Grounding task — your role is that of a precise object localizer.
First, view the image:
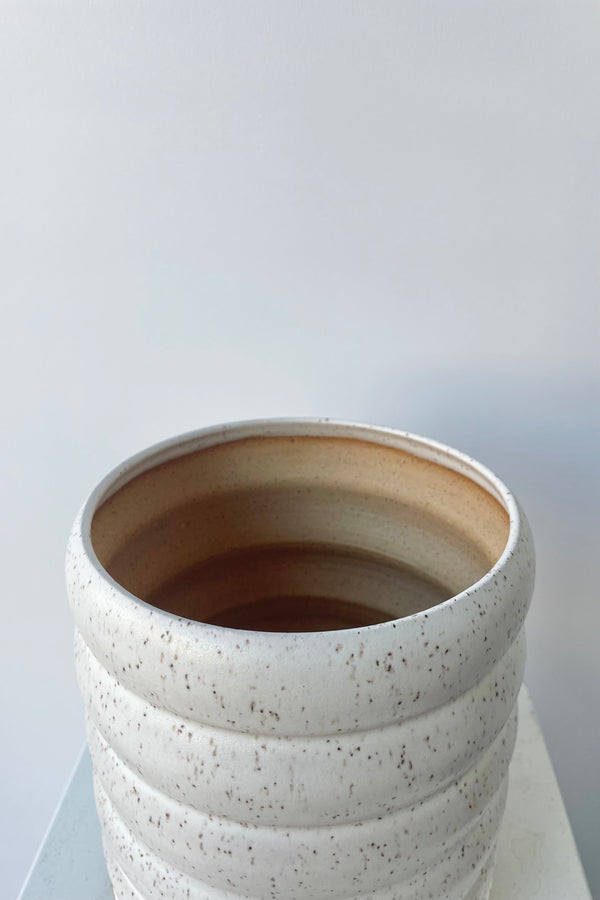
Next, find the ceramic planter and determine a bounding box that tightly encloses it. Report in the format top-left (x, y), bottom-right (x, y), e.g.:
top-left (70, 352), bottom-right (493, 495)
top-left (67, 420), bottom-right (534, 900)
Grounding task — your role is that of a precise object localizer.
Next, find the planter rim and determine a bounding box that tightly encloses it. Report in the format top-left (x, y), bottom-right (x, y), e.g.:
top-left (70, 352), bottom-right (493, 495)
top-left (72, 417), bottom-right (521, 636)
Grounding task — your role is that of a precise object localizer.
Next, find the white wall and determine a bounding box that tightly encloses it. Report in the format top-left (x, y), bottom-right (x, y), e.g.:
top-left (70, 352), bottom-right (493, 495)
top-left (2, 2), bottom-right (599, 897)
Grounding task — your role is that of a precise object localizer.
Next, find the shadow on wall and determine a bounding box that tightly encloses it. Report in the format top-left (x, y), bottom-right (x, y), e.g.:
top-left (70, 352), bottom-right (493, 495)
top-left (369, 365), bottom-right (599, 527)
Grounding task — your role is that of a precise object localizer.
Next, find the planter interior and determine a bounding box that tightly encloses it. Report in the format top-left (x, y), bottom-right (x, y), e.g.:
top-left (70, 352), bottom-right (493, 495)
top-left (91, 434), bottom-right (509, 632)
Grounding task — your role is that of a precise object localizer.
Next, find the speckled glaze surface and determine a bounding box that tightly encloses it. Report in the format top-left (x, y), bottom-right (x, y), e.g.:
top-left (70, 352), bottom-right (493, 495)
top-left (67, 420), bottom-right (534, 900)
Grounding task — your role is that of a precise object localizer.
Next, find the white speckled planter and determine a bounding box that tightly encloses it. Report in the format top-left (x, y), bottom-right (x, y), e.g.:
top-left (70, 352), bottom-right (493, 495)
top-left (67, 420), bottom-right (534, 900)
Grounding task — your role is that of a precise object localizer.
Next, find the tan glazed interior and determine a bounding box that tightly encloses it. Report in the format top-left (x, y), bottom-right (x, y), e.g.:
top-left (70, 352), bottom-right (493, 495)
top-left (91, 435), bottom-right (510, 632)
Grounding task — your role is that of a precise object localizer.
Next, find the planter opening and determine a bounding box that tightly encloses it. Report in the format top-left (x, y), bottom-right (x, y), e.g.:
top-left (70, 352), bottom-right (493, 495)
top-left (90, 434), bottom-right (509, 632)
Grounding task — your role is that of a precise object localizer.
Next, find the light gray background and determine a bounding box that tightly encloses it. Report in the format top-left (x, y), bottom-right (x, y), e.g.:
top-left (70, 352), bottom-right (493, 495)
top-left (2, 2), bottom-right (598, 897)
